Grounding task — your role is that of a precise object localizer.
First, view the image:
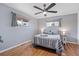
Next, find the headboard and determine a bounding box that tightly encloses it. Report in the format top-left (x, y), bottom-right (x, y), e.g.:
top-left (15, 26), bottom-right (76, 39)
top-left (43, 20), bottom-right (61, 35)
top-left (43, 26), bottom-right (59, 35)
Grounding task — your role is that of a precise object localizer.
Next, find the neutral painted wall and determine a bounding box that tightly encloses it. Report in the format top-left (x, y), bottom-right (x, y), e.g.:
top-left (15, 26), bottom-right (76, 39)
top-left (77, 12), bottom-right (79, 44)
top-left (0, 4), bottom-right (38, 51)
top-left (38, 13), bottom-right (77, 43)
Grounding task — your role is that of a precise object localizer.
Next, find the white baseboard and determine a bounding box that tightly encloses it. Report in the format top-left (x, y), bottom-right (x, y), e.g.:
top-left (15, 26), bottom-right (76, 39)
top-left (0, 40), bottom-right (32, 53)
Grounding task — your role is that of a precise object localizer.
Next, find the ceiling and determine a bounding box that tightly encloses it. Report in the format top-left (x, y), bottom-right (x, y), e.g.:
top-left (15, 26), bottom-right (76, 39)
top-left (4, 3), bottom-right (79, 19)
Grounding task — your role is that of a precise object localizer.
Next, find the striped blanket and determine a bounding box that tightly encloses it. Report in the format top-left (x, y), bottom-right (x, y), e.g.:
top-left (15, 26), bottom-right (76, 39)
top-left (33, 34), bottom-right (64, 53)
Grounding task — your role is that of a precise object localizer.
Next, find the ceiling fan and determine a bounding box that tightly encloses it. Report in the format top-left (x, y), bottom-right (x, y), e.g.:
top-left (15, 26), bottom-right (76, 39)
top-left (33, 3), bottom-right (57, 16)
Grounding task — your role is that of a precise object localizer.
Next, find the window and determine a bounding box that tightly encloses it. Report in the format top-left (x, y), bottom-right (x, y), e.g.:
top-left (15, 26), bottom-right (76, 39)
top-left (46, 21), bottom-right (60, 27)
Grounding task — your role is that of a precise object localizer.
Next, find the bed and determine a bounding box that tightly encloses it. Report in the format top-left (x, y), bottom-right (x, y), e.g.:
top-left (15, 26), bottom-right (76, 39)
top-left (33, 22), bottom-right (64, 53)
top-left (33, 34), bottom-right (64, 53)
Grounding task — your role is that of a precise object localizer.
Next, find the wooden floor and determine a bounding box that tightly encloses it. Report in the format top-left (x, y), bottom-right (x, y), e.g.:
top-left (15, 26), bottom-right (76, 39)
top-left (0, 42), bottom-right (79, 56)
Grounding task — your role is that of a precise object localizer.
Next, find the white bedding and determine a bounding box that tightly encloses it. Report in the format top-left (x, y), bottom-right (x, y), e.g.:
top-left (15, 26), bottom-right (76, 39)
top-left (34, 34), bottom-right (60, 39)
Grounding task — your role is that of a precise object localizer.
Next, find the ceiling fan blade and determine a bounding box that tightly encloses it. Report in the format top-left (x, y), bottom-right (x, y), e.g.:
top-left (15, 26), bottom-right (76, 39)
top-left (47, 11), bottom-right (57, 13)
top-left (34, 6), bottom-right (44, 11)
top-left (45, 3), bottom-right (56, 11)
top-left (35, 12), bottom-right (42, 15)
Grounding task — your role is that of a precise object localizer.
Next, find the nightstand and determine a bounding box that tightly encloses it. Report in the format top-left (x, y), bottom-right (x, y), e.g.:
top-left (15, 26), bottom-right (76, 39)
top-left (62, 35), bottom-right (67, 45)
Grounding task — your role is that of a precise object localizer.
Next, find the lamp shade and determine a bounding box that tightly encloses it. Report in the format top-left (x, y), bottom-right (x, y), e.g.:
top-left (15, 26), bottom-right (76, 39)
top-left (59, 28), bottom-right (68, 35)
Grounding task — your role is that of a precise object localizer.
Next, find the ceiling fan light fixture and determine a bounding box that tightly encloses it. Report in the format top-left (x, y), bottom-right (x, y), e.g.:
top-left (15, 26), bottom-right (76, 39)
top-left (43, 11), bottom-right (47, 15)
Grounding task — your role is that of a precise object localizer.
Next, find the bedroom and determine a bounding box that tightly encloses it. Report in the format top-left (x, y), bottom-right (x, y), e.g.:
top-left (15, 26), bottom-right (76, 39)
top-left (0, 3), bottom-right (79, 56)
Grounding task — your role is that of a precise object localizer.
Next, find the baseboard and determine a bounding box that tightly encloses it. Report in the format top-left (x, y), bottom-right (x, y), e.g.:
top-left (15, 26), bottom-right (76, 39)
top-left (0, 40), bottom-right (32, 53)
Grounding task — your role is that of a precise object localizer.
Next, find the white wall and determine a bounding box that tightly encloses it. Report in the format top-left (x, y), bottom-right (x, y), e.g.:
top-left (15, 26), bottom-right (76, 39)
top-left (0, 4), bottom-right (38, 51)
top-left (38, 13), bottom-right (77, 43)
top-left (77, 12), bottom-right (79, 44)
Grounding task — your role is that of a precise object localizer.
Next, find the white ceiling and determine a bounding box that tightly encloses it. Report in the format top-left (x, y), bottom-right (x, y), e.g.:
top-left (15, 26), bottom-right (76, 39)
top-left (4, 3), bottom-right (79, 19)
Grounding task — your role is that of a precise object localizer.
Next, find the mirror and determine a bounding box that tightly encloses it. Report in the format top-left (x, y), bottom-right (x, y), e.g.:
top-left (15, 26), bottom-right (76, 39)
top-left (11, 12), bottom-right (29, 26)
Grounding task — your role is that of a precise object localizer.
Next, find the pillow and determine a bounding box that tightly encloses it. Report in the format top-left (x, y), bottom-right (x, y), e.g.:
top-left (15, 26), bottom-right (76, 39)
top-left (43, 26), bottom-right (59, 35)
